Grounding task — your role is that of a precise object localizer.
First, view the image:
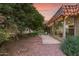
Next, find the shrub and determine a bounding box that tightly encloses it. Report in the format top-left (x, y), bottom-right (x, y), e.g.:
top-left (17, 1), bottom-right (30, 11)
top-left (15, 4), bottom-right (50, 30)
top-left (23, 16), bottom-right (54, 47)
top-left (27, 31), bottom-right (38, 37)
top-left (0, 29), bottom-right (11, 44)
top-left (61, 36), bottom-right (79, 56)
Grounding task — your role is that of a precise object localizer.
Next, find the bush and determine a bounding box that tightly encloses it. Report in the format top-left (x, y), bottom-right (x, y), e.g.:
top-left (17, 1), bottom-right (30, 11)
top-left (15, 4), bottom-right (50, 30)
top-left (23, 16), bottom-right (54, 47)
top-left (61, 36), bottom-right (79, 56)
top-left (0, 29), bottom-right (11, 44)
top-left (27, 31), bottom-right (38, 37)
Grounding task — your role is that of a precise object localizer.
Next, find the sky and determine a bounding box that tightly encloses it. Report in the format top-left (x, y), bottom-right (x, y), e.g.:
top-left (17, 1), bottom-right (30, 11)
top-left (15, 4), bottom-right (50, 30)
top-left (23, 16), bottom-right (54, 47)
top-left (33, 3), bottom-right (62, 22)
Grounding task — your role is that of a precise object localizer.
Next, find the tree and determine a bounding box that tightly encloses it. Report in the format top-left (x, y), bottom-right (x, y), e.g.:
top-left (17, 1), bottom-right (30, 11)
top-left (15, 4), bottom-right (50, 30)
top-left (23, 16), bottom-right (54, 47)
top-left (0, 3), bottom-right (44, 34)
top-left (0, 3), bottom-right (44, 44)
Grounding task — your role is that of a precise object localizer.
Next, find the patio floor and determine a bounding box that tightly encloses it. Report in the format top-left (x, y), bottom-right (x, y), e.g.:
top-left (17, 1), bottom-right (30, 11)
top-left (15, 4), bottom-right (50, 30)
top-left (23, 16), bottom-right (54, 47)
top-left (3, 35), bottom-right (65, 56)
top-left (41, 35), bottom-right (61, 44)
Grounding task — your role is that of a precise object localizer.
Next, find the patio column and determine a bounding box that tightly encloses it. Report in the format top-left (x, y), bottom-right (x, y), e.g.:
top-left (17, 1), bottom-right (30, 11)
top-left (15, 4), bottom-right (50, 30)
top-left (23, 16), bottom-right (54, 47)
top-left (73, 16), bottom-right (76, 37)
top-left (63, 18), bottom-right (66, 39)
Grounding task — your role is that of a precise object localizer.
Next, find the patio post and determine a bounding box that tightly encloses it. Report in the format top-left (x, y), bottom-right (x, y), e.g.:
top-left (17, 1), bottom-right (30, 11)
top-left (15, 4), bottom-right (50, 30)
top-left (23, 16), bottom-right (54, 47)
top-left (73, 16), bottom-right (76, 37)
top-left (63, 17), bottom-right (66, 39)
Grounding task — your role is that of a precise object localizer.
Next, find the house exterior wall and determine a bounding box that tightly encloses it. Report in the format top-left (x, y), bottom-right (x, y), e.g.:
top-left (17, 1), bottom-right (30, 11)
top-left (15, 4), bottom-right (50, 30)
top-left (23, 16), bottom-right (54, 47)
top-left (49, 16), bottom-right (79, 40)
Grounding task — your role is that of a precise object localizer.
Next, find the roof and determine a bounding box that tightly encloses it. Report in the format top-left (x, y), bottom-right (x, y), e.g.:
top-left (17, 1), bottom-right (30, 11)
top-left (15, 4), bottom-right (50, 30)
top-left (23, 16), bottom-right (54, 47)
top-left (62, 4), bottom-right (79, 16)
top-left (47, 4), bottom-right (79, 27)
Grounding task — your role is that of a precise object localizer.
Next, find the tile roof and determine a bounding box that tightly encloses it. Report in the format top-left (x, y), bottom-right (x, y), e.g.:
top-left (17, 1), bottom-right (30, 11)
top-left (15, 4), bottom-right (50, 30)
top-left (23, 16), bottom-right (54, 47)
top-left (62, 4), bottom-right (79, 16)
top-left (47, 4), bottom-right (79, 27)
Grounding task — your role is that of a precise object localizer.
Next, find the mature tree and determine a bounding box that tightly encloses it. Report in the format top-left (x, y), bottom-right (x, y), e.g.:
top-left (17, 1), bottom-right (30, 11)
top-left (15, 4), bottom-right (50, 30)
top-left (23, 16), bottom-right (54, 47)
top-left (0, 3), bottom-right (44, 34)
top-left (0, 3), bottom-right (44, 44)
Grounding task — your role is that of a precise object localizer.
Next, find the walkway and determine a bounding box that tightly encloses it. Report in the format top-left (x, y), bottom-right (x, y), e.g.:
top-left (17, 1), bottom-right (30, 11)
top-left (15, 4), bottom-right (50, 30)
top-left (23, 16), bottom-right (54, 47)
top-left (40, 35), bottom-right (60, 44)
top-left (3, 35), bottom-right (65, 56)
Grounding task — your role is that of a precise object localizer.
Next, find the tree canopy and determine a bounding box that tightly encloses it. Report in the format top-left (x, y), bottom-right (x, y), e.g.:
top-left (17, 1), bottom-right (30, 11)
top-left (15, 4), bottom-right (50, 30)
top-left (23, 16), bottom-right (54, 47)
top-left (0, 3), bottom-right (44, 33)
top-left (0, 3), bottom-right (44, 44)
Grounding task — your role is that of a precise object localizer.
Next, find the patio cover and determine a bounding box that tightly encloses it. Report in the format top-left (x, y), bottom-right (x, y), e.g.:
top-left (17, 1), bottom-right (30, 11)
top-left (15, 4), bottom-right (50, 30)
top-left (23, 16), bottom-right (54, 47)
top-left (47, 4), bottom-right (79, 27)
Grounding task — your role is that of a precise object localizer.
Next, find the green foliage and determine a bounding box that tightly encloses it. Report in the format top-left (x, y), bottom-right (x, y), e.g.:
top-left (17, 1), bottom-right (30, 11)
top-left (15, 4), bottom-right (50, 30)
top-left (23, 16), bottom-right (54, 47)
top-left (0, 3), bottom-right (44, 44)
top-left (0, 3), bottom-right (44, 33)
top-left (0, 28), bottom-right (11, 44)
top-left (27, 32), bottom-right (38, 37)
top-left (61, 36), bottom-right (79, 56)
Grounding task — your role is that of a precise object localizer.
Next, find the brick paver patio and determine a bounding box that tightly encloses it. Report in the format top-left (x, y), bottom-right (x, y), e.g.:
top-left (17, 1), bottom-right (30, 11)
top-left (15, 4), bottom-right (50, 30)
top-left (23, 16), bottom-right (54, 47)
top-left (4, 35), bottom-right (65, 56)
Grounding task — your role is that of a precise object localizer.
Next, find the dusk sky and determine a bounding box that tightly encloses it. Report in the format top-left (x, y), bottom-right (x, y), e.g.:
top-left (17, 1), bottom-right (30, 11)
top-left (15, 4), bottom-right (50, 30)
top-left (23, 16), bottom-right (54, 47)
top-left (33, 3), bottom-right (62, 22)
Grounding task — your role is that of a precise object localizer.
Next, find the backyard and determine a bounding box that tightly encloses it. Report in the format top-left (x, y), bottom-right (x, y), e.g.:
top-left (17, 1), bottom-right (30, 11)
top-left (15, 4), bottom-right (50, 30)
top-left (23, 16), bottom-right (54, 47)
top-left (0, 3), bottom-right (65, 56)
top-left (0, 35), bottom-right (64, 56)
top-left (0, 3), bottom-right (79, 56)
